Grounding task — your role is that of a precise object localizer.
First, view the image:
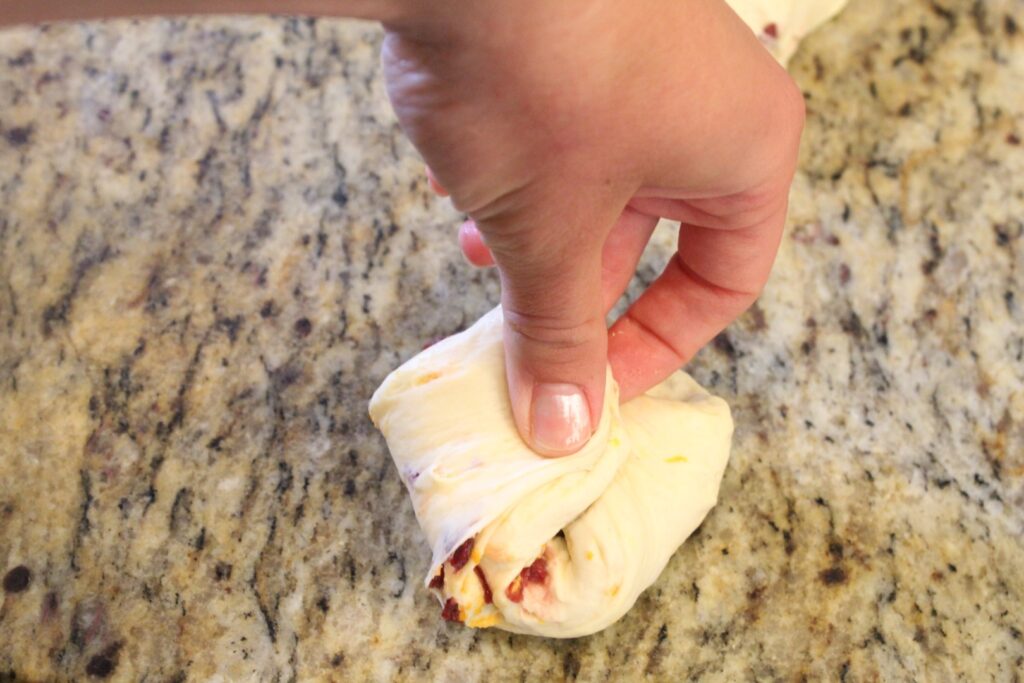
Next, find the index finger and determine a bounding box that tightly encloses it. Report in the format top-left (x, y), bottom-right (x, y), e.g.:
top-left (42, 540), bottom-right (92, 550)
top-left (608, 191), bottom-right (789, 401)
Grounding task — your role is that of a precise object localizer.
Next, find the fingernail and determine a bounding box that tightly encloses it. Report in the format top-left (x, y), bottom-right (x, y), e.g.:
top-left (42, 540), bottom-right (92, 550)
top-left (531, 383), bottom-right (592, 455)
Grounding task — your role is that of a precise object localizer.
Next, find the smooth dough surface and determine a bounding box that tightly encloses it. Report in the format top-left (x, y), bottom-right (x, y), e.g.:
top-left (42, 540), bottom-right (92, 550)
top-left (369, 308), bottom-right (733, 637)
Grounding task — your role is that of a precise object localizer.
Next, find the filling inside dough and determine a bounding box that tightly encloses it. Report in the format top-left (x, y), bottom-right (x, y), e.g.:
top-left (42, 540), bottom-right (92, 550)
top-left (369, 307), bottom-right (734, 638)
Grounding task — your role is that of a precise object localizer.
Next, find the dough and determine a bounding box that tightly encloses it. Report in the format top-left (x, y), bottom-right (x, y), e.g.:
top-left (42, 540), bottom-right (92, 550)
top-left (728, 0), bottom-right (851, 65)
top-left (369, 308), bottom-right (732, 637)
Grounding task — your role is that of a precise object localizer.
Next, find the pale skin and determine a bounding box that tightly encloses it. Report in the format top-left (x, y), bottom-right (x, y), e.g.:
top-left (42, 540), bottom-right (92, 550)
top-left (2, 0), bottom-right (805, 456)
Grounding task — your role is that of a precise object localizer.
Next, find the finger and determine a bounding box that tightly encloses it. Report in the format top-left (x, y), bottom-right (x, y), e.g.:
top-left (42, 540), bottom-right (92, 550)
top-left (479, 193), bottom-right (626, 457)
top-left (608, 193), bottom-right (788, 401)
top-left (459, 210), bottom-right (656, 311)
top-left (598, 208), bottom-right (659, 313)
top-left (426, 165), bottom-right (449, 197)
top-left (458, 220), bottom-right (495, 267)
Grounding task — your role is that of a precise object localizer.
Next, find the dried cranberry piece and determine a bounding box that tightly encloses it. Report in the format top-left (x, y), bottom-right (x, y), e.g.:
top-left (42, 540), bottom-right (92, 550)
top-left (505, 555), bottom-right (548, 603)
top-left (429, 566), bottom-right (444, 591)
top-left (474, 566), bottom-right (493, 604)
top-left (523, 557), bottom-right (548, 585)
top-left (763, 22), bottom-right (779, 38)
top-left (449, 537), bottom-right (474, 571)
top-left (441, 598), bottom-right (461, 622)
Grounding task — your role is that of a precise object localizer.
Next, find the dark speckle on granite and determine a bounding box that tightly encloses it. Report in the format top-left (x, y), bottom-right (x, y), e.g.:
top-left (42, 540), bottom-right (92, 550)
top-left (84, 642), bottom-right (121, 678)
top-left (819, 566), bottom-right (848, 586)
top-left (1, 2), bottom-right (1023, 681)
top-left (85, 656), bottom-right (113, 678)
top-left (2, 566), bottom-right (31, 593)
top-left (3, 125), bottom-right (31, 146)
top-left (293, 316), bottom-right (313, 337)
top-left (40, 591), bottom-right (60, 622)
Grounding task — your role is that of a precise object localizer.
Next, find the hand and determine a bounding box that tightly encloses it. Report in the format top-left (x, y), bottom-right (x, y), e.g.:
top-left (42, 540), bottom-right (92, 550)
top-left (382, 0), bottom-right (805, 456)
top-left (0, 0), bottom-right (802, 457)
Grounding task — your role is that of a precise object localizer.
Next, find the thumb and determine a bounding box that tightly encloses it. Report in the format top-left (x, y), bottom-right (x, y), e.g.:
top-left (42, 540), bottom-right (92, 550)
top-left (476, 196), bottom-right (622, 457)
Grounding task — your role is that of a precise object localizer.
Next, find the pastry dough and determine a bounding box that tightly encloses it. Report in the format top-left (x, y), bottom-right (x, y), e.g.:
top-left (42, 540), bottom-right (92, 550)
top-left (369, 308), bottom-right (732, 637)
top-left (729, 0), bottom-right (850, 65)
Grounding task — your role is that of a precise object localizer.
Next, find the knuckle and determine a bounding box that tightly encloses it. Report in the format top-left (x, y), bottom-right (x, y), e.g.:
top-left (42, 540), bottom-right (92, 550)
top-left (773, 73), bottom-right (807, 147)
top-left (780, 75), bottom-right (807, 126)
top-left (503, 309), bottom-right (604, 354)
top-left (686, 185), bottom-right (788, 232)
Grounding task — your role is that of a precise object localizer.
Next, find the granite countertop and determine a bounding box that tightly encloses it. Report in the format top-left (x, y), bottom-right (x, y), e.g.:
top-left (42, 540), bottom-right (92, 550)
top-left (1, 1), bottom-right (1022, 680)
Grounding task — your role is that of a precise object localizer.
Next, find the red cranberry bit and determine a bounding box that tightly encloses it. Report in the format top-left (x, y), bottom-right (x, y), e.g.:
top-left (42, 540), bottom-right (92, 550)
top-left (505, 576), bottom-right (524, 603)
top-left (763, 22), bottom-right (779, 38)
top-left (449, 537), bottom-right (474, 571)
top-left (474, 566), bottom-right (493, 604)
top-left (522, 557), bottom-right (548, 585)
top-left (505, 555), bottom-right (548, 603)
top-left (429, 566), bottom-right (444, 591)
top-left (441, 598), bottom-right (462, 622)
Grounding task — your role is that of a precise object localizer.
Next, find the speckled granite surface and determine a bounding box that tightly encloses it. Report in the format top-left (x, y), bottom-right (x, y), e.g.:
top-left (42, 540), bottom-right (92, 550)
top-left (0, 1), bottom-right (1022, 680)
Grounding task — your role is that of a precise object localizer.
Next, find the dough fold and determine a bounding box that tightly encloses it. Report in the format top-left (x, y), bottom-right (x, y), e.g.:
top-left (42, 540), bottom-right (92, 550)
top-left (369, 308), bottom-right (733, 637)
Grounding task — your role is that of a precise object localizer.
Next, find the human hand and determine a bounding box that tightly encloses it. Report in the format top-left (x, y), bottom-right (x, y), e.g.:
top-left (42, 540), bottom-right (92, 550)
top-left (382, 0), bottom-right (805, 455)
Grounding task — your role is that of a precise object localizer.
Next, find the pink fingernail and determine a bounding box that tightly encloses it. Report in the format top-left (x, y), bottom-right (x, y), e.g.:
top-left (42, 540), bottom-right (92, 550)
top-left (531, 383), bottom-right (591, 455)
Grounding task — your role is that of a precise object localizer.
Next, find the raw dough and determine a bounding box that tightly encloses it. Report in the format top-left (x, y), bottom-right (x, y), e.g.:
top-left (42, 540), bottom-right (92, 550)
top-left (729, 0), bottom-right (851, 65)
top-left (369, 308), bottom-right (732, 637)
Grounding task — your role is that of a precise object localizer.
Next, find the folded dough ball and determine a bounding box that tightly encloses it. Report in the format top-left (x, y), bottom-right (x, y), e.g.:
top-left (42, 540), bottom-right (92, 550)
top-left (369, 308), bottom-right (733, 638)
